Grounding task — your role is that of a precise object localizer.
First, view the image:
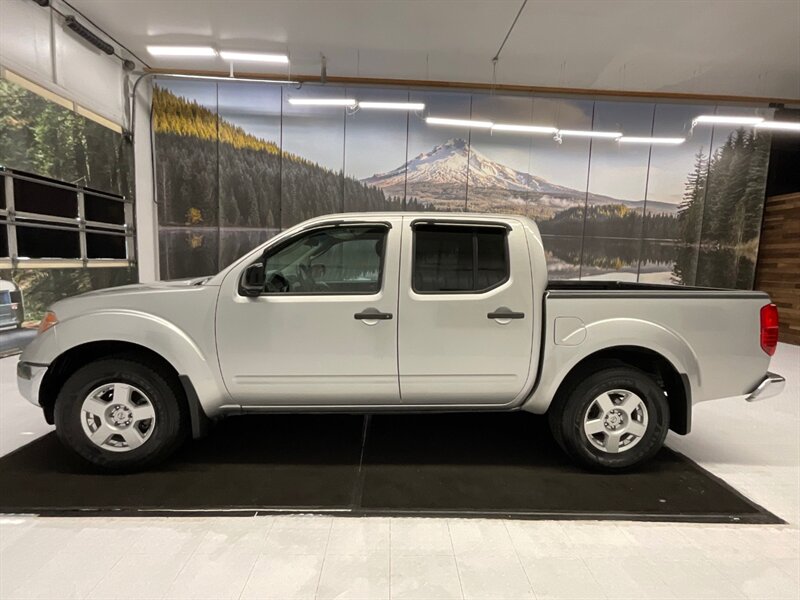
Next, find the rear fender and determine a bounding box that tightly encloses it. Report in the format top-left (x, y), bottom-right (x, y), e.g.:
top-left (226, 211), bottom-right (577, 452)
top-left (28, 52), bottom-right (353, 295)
top-left (524, 317), bottom-right (700, 413)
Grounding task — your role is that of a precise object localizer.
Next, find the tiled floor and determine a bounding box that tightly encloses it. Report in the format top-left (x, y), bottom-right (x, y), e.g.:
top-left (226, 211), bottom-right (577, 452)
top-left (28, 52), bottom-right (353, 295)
top-left (0, 344), bottom-right (798, 599)
top-left (0, 357), bottom-right (53, 457)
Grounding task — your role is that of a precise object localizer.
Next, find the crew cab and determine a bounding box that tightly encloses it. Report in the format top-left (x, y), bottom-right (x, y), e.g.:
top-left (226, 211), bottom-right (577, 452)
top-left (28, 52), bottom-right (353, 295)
top-left (17, 213), bottom-right (785, 471)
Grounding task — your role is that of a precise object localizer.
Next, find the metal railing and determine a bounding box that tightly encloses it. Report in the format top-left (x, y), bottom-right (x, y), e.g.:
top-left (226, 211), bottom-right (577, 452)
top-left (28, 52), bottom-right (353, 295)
top-left (0, 167), bottom-right (135, 269)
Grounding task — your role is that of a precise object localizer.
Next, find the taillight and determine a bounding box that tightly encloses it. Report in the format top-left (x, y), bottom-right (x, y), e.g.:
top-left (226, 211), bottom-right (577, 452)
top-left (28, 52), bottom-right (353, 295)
top-left (760, 303), bottom-right (779, 356)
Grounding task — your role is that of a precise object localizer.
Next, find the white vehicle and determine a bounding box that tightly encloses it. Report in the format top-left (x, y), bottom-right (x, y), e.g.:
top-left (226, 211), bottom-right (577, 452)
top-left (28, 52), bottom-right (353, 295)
top-left (0, 279), bottom-right (24, 330)
top-left (17, 213), bottom-right (785, 472)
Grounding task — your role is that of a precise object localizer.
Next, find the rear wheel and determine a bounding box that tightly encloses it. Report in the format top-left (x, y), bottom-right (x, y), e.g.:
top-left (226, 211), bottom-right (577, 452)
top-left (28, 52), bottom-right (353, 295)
top-left (548, 366), bottom-right (669, 471)
top-left (54, 358), bottom-right (187, 472)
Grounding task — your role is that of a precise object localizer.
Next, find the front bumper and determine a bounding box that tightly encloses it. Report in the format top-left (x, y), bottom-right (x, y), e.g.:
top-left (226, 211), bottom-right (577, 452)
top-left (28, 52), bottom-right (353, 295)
top-left (746, 371), bottom-right (786, 402)
top-left (16, 361), bottom-right (48, 406)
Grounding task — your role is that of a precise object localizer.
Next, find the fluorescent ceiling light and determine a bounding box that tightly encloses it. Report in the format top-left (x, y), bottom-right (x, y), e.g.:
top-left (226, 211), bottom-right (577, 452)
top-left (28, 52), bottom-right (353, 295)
top-left (755, 120), bottom-right (800, 132)
top-left (693, 115), bottom-right (764, 126)
top-left (558, 130), bottom-right (622, 139)
top-left (219, 51), bottom-right (289, 63)
top-left (618, 136), bottom-right (686, 145)
top-left (426, 117), bottom-right (493, 128)
top-left (358, 101), bottom-right (425, 110)
top-left (159, 74), bottom-right (299, 85)
top-left (288, 98), bottom-right (357, 107)
top-left (492, 123), bottom-right (558, 134)
top-left (147, 45), bottom-right (217, 57)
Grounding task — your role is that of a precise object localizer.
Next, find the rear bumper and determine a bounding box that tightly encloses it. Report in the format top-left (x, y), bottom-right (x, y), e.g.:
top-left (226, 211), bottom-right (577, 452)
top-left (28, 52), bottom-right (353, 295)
top-left (17, 361), bottom-right (48, 407)
top-left (746, 372), bottom-right (786, 402)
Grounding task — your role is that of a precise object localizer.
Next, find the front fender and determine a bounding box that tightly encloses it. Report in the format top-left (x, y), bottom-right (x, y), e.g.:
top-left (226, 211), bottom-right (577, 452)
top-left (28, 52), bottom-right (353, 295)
top-left (28, 310), bottom-right (230, 417)
top-left (523, 317), bottom-right (700, 413)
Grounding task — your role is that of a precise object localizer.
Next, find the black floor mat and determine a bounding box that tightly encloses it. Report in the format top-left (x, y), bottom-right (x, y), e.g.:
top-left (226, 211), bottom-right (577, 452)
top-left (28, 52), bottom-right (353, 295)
top-left (0, 413), bottom-right (781, 523)
top-left (0, 415), bottom-right (365, 512)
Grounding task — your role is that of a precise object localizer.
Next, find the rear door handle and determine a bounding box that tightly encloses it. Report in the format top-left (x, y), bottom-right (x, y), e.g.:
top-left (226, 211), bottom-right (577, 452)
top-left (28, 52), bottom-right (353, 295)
top-left (487, 308), bottom-right (525, 320)
top-left (354, 309), bottom-right (393, 321)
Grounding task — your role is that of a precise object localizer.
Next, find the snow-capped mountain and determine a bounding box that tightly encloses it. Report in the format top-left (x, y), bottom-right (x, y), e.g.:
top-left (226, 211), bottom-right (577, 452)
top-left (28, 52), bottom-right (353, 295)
top-left (363, 138), bottom-right (572, 192)
top-left (361, 138), bottom-right (677, 215)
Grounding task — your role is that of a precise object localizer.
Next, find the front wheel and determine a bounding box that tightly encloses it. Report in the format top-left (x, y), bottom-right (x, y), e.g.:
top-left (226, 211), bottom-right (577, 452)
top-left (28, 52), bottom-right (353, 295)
top-left (548, 366), bottom-right (670, 471)
top-left (54, 358), bottom-right (188, 472)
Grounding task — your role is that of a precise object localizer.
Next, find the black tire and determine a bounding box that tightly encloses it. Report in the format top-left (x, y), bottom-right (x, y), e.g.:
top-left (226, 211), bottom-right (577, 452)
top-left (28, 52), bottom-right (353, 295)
top-left (548, 365), bottom-right (669, 471)
top-left (54, 357), bottom-right (188, 472)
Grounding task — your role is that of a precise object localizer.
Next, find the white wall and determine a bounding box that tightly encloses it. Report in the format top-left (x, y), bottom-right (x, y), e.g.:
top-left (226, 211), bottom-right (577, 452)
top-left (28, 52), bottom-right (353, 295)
top-left (0, 0), bottom-right (158, 281)
top-left (131, 80), bottom-right (158, 282)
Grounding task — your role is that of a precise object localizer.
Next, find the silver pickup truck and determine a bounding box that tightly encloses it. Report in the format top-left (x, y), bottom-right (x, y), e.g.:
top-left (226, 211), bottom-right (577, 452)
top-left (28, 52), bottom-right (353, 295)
top-left (17, 213), bottom-right (785, 472)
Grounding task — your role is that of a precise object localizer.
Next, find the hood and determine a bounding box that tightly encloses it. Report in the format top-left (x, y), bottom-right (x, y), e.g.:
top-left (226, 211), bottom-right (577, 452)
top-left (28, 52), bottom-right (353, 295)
top-left (75, 277), bottom-right (212, 299)
top-left (47, 277), bottom-right (216, 319)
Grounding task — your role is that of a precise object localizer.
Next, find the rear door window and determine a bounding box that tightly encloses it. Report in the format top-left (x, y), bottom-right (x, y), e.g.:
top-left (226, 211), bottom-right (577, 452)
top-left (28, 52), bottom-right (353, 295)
top-left (413, 224), bottom-right (509, 293)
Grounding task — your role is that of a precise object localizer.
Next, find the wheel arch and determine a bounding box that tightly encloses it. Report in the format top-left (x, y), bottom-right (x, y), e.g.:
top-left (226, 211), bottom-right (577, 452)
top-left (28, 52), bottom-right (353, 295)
top-left (40, 340), bottom-right (211, 438)
top-left (547, 345), bottom-right (692, 435)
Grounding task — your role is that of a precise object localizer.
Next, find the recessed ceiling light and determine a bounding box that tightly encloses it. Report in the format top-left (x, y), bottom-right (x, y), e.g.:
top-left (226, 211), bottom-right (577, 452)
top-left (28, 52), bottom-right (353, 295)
top-left (358, 101), bottom-right (425, 111)
top-left (618, 136), bottom-right (686, 145)
top-left (693, 115), bottom-right (764, 126)
top-left (219, 51), bottom-right (289, 64)
top-left (426, 117), bottom-right (493, 128)
top-left (288, 98), bottom-right (357, 107)
top-left (558, 130), bottom-right (622, 139)
top-left (147, 45), bottom-right (217, 57)
top-left (492, 123), bottom-right (558, 134)
top-left (754, 120), bottom-right (800, 132)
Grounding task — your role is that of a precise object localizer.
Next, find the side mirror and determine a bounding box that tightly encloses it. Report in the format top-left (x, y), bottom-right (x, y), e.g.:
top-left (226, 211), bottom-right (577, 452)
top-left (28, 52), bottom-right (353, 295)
top-left (239, 263), bottom-right (266, 297)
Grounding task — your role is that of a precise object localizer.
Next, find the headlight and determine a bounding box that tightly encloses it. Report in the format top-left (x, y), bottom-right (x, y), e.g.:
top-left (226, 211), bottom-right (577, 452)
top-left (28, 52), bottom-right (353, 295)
top-left (38, 311), bottom-right (58, 335)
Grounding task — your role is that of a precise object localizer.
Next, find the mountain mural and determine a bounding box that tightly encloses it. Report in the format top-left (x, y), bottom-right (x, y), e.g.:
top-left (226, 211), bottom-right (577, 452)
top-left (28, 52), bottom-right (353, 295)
top-left (149, 82), bottom-right (769, 290)
top-left (362, 138), bottom-right (678, 217)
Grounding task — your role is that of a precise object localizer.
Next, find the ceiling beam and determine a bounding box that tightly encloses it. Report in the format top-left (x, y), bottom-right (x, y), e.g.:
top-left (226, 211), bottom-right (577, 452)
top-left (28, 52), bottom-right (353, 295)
top-left (144, 68), bottom-right (800, 107)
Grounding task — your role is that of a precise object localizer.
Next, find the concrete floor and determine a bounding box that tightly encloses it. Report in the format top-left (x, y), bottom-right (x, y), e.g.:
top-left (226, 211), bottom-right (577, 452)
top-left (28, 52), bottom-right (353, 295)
top-left (0, 343), bottom-right (798, 599)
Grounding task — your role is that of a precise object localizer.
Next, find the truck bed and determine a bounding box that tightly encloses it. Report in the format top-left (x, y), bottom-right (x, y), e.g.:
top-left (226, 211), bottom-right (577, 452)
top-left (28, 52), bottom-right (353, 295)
top-left (546, 280), bottom-right (767, 298)
top-left (535, 280), bottom-right (771, 410)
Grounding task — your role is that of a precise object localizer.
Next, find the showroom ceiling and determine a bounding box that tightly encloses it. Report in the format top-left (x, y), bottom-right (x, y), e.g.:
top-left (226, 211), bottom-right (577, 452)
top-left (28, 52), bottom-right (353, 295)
top-left (67, 0), bottom-right (800, 99)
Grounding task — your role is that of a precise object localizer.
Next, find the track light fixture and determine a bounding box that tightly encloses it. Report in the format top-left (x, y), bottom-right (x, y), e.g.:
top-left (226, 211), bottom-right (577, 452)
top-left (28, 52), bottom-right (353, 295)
top-left (288, 98), bottom-right (357, 107)
top-left (358, 102), bottom-right (426, 111)
top-left (426, 117), bottom-right (493, 129)
top-left (558, 130), bottom-right (623, 139)
top-left (219, 51), bottom-right (289, 64)
top-left (618, 136), bottom-right (686, 145)
top-left (755, 121), bottom-right (800, 132)
top-left (693, 115), bottom-right (764, 126)
top-left (492, 123), bottom-right (558, 134)
top-left (147, 46), bottom-right (217, 57)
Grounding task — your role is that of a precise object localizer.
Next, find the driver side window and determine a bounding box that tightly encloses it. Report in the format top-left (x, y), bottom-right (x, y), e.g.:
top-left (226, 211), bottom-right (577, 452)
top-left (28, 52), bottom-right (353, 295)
top-left (262, 225), bottom-right (386, 294)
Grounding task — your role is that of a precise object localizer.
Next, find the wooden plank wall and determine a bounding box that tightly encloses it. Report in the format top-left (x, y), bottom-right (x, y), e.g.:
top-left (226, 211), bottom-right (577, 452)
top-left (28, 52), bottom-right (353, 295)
top-left (755, 192), bottom-right (800, 345)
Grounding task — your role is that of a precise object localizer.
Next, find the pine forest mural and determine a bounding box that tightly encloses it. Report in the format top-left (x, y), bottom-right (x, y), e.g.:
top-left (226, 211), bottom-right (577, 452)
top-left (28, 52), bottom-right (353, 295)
top-left (0, 77), bottom-right (136, 340)
top-left (153, 80), bottom-right (771, 288)
top-left (0, 79), bottom-right (133, 197)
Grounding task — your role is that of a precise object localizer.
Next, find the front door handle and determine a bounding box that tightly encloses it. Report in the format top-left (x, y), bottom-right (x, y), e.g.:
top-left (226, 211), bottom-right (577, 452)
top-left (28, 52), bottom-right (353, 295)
top-left (354, 309), bottom-right (393, 321)
top-left (487, 307), bottom-right (525, 320)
